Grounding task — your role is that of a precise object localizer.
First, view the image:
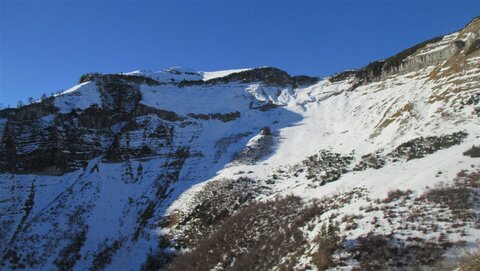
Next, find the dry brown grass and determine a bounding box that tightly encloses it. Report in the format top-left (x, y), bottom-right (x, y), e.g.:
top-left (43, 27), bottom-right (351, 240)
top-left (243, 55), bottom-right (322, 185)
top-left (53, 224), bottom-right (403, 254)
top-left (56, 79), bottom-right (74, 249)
top-left (457, 249), bottom-right (480, 271)
top-left (166, 196), bottom-right (325, 271)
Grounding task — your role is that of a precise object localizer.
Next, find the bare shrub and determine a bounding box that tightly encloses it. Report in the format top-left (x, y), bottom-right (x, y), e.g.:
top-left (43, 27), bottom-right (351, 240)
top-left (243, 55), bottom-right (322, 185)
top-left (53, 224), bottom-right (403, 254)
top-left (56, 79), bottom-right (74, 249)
top-left (349, 233), bottom-right (450, 270)
top-left (382, 189), bottom-right (412, 203)
top-left (311, 221), bottom-right (341, 270)
top-left (302, 150), bottom-right (354, 185)
top-left (350, 234), bottom-right (391, 270)
top-left (457, 249), bottom-right (480, 271)
top-left (166, 196), bottom-right (325, 271)
top-left (455, 169), bottom-right (480, 188)
top-left (423, 185), bottom-right (473, 221)
top-left (53, 230), bottom-right (87, 271)
top-left (162, 177), bottom-right (259, 247)
top-left (353, 152), bottom-right (386, 171)
top-left (463, 145), bottom-right (480, 158)
top-left (90, 238), bottom-right (124, 271)
top-left (388, 132), bottom-right (467, 161)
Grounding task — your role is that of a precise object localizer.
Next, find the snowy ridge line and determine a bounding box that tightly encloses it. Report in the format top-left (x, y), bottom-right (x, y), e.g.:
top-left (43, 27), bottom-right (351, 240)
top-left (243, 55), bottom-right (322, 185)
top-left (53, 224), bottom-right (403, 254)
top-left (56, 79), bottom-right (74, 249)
top-left (122, 66), bottom-right (253, 83)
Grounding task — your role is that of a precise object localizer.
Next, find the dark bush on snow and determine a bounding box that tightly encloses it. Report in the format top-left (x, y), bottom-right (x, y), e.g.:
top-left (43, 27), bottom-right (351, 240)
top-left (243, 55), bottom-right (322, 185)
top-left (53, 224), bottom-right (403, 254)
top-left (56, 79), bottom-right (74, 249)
top-left (463, 145), bottom-right (480, 158)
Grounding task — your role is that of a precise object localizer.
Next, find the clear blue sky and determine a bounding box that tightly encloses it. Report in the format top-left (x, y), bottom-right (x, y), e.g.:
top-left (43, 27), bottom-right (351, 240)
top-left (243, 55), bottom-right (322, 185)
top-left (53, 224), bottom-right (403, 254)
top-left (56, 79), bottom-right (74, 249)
top-left (1, 0), bottom-right (479, 107)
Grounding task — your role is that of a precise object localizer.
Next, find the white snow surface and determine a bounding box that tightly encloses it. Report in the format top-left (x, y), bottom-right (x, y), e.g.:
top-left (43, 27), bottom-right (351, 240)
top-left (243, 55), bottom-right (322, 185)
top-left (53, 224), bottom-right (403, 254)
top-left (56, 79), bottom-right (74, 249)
top-left (53, 81), bottom-right (102, 113)
top-left (200, 68), bottom-right (251, 81)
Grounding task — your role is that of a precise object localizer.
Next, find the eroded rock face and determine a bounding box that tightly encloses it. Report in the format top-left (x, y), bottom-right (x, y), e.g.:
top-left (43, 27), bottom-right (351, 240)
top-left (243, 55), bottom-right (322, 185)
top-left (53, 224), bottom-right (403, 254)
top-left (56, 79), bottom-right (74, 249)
top-left (0, 75), bottom-right (179, 174)
top-left (0, 66), bottom-right (317, 174)
top-left (179, 67), bottom-right (319, 88)
top-left (330, 17), bottom-right (480, 87)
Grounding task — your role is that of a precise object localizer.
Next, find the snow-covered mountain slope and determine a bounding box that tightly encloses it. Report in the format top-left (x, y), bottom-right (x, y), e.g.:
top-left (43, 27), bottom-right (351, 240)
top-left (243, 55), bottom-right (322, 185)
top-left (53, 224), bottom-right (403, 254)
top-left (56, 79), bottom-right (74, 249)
top-left (1, 17), bottom-right (480, 271)
top-left (200, 68), bottom-right (252, 81)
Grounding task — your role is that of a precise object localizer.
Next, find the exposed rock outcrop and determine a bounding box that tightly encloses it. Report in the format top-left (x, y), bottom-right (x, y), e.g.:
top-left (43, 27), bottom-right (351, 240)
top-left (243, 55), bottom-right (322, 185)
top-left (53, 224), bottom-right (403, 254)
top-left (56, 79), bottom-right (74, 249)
top-left (330, 17), bottom-right (480, 88)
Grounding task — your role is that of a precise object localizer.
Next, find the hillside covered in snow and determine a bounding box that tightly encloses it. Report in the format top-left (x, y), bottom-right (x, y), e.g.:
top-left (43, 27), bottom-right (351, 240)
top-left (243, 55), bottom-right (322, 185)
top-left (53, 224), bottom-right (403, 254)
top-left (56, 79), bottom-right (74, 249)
top-left (1, 17), bottom-right (480, 271)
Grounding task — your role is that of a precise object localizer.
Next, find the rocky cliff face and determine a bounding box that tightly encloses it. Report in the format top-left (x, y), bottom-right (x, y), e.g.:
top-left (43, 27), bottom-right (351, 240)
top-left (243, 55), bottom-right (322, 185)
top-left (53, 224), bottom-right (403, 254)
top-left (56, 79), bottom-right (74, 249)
top-left (331, 17), bottom-right (480, 87)
top-left (1, 18), bottom-right (480, 271)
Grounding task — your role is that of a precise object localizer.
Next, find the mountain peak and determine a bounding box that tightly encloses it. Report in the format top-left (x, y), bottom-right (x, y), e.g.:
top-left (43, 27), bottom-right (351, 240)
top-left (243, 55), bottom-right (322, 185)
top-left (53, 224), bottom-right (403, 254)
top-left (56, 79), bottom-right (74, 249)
top-left (122, 66), bottom-right (202, 82)
top-left (122, 66), bottom-right (259, 83)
